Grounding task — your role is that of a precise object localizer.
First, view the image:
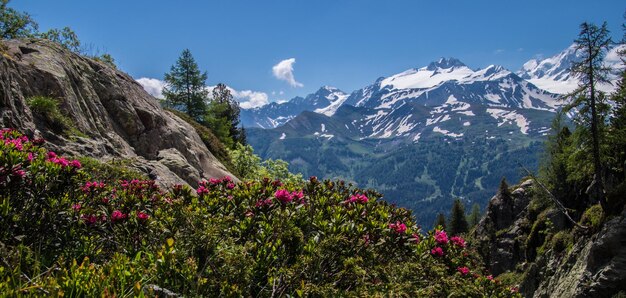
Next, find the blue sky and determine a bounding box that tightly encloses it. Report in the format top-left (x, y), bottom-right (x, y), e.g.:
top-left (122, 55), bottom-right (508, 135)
top-left (14, 0), bottom-right (626, 107)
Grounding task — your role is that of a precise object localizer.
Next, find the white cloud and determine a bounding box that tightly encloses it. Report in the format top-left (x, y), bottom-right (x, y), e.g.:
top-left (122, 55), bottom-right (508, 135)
top-left (137, 78), bottom-right (270, 109)
top-left (136, 77), bottom-right (166, 98)
top-left (272, 58), bottom-right (303, 87)
top-left (231, 89), bottom-right (269, 109)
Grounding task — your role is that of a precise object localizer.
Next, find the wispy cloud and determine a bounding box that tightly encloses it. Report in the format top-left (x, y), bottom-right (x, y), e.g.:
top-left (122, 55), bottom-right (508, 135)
top-left (272, 58), bottom-right (303, 87)
top-left (136, 78), bottom-right (269, 109)
top-left (493, 49), bottom-right (505, 54)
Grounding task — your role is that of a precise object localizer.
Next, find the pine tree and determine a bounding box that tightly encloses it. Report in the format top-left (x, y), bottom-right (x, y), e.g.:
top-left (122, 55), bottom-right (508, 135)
top-left (567, 22), bottom-right (612, 211)
top-left (0, 0), bottom-right (38, 39)
top-left (210, 83), bottom-right (245, 146)
top-left (163, 49), bottom-right (208, 120)
top-left (468, 203), bottom-right (481, 228)
top-left (448, 199), bottom-right (469, 236)
top-left (434, 213), bottom-right (447, 230)
top-left (498, 177), bottom-right (511, 200)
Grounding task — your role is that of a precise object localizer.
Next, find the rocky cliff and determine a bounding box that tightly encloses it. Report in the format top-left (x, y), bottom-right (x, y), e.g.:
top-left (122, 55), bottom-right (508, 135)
top-left (473, 179), bottom-right (626, 297)
top-left (0, 38), bottom-right (235, 186)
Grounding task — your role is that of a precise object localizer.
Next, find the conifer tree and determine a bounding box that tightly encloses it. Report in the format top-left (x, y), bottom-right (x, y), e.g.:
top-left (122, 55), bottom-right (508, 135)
top-left (163, 49), bottom-right (208, 120)
top-left (448, 199), bottom-right (469, 236)
top-left (434, 213), bottom-right (446, 230)
top-left (566, 22), bottom-right (612, 211)
top-left (209, 83), bottom-right (245, 146)
top-left (468, 203), bottom-right (481, 228)
top-left (498, 177), bottom-right (511, 200)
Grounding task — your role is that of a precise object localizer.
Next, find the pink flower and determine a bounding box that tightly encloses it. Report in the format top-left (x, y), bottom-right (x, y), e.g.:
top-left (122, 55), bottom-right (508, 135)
top-left (137, 211), bottom-right (150, 221)
top-left (197, 185), bottom-right (209, 195)
top-left (245, 210), bottom-right (254, 217)
top-left (486, 275), bottom-right (494, 281)
top-left (72, 203), bottom-right (81, 211)
top-left (12, 169), bottom-right (25, 177)
top-left (434, 230), bottom-right (448, 245)
top-left (208, 178), bottom-right (220, 185)
top-left (346, 193), bottom-right (368, 204)
top-left (412, 233), bottom-right (421, 243)
top-left (81, 214), bottom-right (98, 225)
top-left (27, 152), bottom-right (34, 162)
top-left (451, 236), bottom-right (466, 248)
top-left (222, 176), bottom-right (232, 183)
top-left (431, 247), bottom-right (444, 257)
top-left (274, 189), bottom-right (293, 204)
top-left (111, 210), bottom-right (127, 223)
top-left (457, 266), bottom-right (470, 275)
top-left (389, 221), bottom-right (407, 234)
top-left (291, 190), bottom-right (304, 203)
top-left (47, 151), bottom-right (57, 159)
top-left (69, 159), bottom-right (82, 168)
top-left (226, 182), bottom-right (235, 190)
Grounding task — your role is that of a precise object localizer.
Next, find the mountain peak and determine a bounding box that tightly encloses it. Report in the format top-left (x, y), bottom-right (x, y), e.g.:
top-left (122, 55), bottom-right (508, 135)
top-left (427, 57), bottom-right (466, 70)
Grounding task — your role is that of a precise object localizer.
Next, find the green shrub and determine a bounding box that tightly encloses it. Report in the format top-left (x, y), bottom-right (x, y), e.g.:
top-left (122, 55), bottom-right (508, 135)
top-left (26, 96), bottom-right (85, 137)
top-left (76, 156), bottom-right (146, 182)
top-left (579, 204), bottom-right (604, 232)
top-left (550, 231), bottom-right (574, 253)
top-left (0, 129), bottom-right (521, 297)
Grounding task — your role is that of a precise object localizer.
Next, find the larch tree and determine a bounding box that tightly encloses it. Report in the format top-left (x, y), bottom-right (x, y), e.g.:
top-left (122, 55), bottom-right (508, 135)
top-left (567, 22), bottom-right (612, 211)
top-left (163, 49), bottom-right (208, 121)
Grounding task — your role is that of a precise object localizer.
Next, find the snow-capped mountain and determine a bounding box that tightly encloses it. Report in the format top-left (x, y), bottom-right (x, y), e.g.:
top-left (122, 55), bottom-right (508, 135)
top-left (517, 43), bottom-right (624, 94)
top-left (240, 86), bottom-right (348, 128)
top-left (245, 56), bottom-right (569, 226)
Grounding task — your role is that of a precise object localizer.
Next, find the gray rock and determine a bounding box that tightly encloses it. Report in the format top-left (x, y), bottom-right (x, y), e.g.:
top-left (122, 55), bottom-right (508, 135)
top-left (0, 39), bottom-right (236, 187)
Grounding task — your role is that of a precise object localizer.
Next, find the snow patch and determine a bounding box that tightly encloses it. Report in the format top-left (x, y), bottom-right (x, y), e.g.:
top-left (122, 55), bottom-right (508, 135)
top-left (486, 108), bottom-right (530, 134)
top-left (432, 126), bottom-right (463, 138)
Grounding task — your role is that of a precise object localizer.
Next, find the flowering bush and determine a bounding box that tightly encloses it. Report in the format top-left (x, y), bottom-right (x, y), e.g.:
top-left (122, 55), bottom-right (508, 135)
top-left (0, 129), bottom-right (520, 297)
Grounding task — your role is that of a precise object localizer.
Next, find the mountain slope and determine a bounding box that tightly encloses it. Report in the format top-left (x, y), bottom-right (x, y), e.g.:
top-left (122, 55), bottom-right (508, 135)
top-left (517, 43), bottom-right (625, 94)
top-left (247, 57), bottom-right (559, 225)
top-left (240, 86), bottom-right (348, 128)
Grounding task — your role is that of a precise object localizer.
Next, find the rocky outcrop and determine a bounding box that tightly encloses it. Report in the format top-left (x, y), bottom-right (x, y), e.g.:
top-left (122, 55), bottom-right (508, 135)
top-left (0, 38), bottom-right (235, 186)
top-left (474, 178), bottom-right (626, 297)
top-left (473, 179), bottom-right (533, 276)
top-left (525, 211), bottom-right (626, 298)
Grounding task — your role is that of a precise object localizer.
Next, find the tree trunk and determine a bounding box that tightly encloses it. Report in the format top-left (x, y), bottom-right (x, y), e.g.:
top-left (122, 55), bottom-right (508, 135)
top-left (587, 37), bottom-right (606, 211)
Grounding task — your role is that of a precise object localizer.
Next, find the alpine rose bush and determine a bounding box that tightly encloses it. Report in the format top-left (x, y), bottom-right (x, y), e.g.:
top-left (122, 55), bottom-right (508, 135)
top-left (0, 129), bottom-right (520, 297)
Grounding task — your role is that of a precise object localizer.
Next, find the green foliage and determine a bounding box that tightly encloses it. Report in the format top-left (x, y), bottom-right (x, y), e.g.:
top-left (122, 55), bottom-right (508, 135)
top-left (204, 100), bottom-right (235, 148)
top-left (0, 0), bottom-right (38, 39)
top-left (26, 96), bottom-right (85, 137)
top-left (434, 213), bottom-right (447, 230)
top-left (448, 199), bottom-right (469, 236)
top-left (93, 53), bottom-right (116, 68)
top-left (228, 143), bottom-right (303, 185)
top-left (0, 129), bottom-right (520, 297)
top-left (468, 203), bottom-right (481, 228)
top-left (39, 26), bottom-right (80, 53)
top-left (163, 49), bottom-right (208, 120)
top-left (210, 83), bottom-right (245, 146)
top-left (579, 204), bottom-right (604, 232)
top-left (76, 157), bottom-right (147, 182)
top-left (549, 231), bottom-right (574, 253)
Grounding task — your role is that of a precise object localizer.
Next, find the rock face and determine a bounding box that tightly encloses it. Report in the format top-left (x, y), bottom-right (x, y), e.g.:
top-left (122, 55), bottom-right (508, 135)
top-left (527, 211), bottom-right (626, 298)
top-left (473, 179), bottom-right (533, 276)
top-left (0, 38), bottom-right (235, 186)
top-left (474, 179), bottom-right (626, 297)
